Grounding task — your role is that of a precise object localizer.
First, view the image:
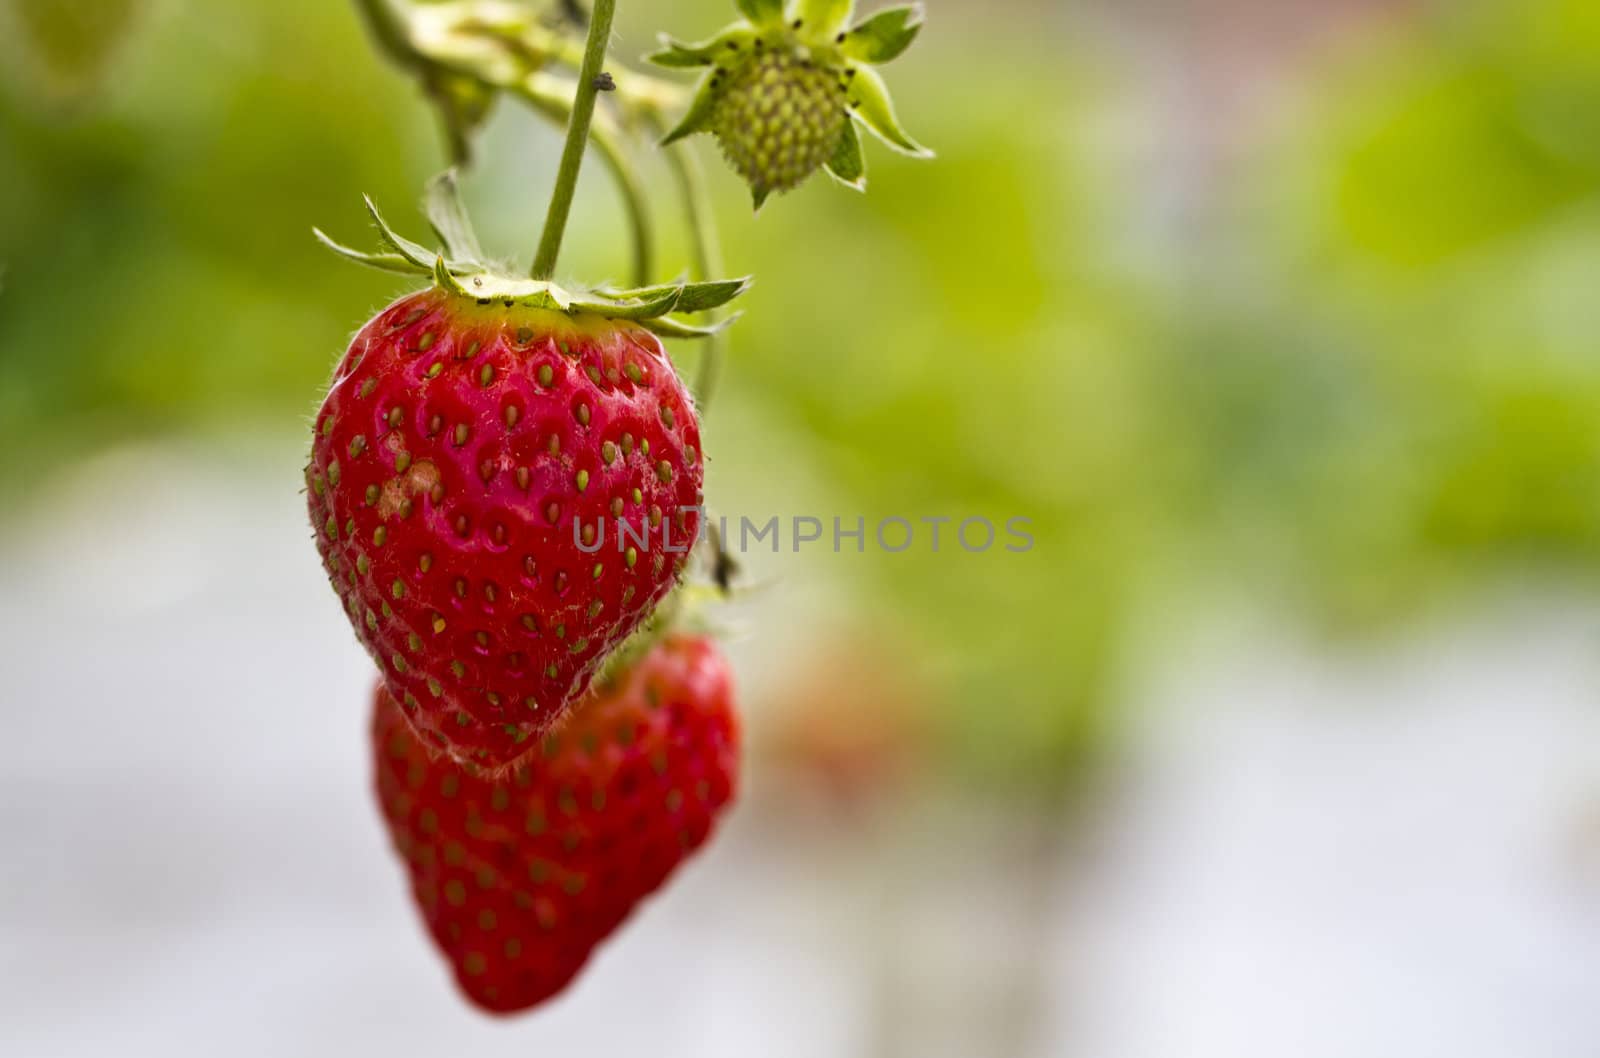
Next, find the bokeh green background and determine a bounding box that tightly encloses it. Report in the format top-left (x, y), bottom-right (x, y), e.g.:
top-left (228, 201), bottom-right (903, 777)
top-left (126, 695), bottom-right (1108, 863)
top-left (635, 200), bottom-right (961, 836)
top-left (4, 0), bottom-right (1600, 793)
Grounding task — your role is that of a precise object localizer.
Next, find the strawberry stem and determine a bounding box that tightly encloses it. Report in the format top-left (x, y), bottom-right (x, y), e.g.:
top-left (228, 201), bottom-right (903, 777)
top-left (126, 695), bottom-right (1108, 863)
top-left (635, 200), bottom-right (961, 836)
top-left (530, 0), bottom-right (618, 281)
top-left (515, 79), bottom-right (654, 287)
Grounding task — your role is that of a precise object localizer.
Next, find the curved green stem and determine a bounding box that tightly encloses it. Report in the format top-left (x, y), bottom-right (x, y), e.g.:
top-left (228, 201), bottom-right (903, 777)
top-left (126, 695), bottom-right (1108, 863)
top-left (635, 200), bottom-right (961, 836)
top-left (589, 119), bottom-right (654, 288)
top-left (662, 137), bottom-right (728, 410)
top-left (516, 77), bottom-right (653, 287)
top-left (530, 0), bottom-right (617, 280)
top-left (345, 0), bottom-right (673, 284)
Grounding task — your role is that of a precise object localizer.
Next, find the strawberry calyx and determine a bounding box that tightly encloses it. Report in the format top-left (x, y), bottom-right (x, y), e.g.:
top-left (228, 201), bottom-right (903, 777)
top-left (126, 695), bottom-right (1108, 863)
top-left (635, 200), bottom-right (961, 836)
top-left (651, 0), bottom-right (932, 209)
top-left (314, 171), bottom-right (749, 341)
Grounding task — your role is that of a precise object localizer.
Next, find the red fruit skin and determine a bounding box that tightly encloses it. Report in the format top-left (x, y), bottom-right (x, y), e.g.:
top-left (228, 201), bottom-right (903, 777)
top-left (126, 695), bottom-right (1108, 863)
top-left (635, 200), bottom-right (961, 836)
top-left (308, 288), bottom-right (704, 768)
top-left (372, 635), bottom-right (740, 1015)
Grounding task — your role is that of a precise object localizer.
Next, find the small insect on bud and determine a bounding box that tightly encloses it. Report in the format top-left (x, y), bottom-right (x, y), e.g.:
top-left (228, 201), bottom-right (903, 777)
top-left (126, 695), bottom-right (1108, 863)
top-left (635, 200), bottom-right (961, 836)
top-left (592, 71), bottom-right (617, 92)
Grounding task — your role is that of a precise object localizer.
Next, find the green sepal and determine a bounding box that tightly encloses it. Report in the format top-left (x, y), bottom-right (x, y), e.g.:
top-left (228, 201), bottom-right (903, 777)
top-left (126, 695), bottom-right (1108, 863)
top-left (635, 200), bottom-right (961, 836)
top-left (433, 255), bottom-right (575, 311)
top-left (661, 276), bottom-right (752, 313)
top-left (648, 28), bottom-right (754, 68)
top-left (847, 64), bottom-right (933, 157)
top-left (824, 118), bottom-right (866, 190)
top-left (424, 169), bottom-right (485, 265)
top-left (751, 184), bottom-right (772, 212)
top-left (311, 228), bottom-right (428, 275)
top-left (573, 286), bottom-right (685, 319)
top-left (601, 277), bottom-right (753, 314)
top-left (318, 196), bottom-right (747, 341)
top-left (641, 312), bottom-right (744, 340)
top-left (736, 0), bottom-right (786, 26)
top-left (841, 4), bottom-right (923, 64)
top-left (364, 196), bottom-right (443, 270)
top-left (660, 71), bottom-right (726, 145)
top-left (648, 38), bottom-right (717, 69)
top-left (789, 0), bottom-right (855, 38)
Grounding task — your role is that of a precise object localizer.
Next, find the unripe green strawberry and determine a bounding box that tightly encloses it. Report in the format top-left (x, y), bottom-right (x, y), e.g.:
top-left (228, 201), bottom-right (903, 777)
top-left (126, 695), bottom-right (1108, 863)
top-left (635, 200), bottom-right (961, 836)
top-left (655, 0), bottom-right (932, 209)
top-left (712, 48), bottom-right (848, 205)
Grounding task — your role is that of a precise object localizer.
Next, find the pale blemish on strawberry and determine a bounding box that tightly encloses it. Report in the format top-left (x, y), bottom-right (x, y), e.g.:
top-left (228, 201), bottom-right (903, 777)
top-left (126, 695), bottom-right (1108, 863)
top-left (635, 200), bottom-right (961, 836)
top-left (377, 457), bottom-right (439, 520)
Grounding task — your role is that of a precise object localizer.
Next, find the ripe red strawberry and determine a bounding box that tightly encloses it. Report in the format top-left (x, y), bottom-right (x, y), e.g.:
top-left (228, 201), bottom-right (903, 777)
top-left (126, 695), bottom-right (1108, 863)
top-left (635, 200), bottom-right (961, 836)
top-left (308, 287), bottom-right (705, 768)
top-left (372, 634), bottom-right (740, 1014)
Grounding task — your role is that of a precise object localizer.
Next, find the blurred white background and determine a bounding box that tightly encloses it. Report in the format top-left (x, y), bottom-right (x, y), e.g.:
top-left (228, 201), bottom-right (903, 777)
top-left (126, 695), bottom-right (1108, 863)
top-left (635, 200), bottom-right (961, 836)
top-left (2, 439), bottom-right (1595, 1057)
